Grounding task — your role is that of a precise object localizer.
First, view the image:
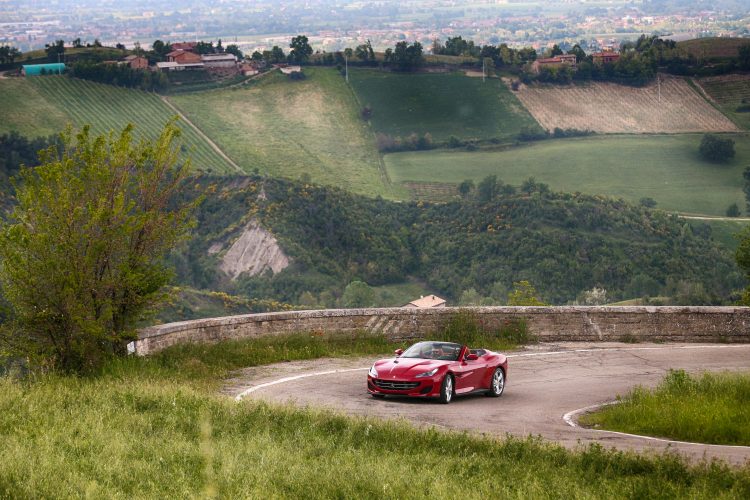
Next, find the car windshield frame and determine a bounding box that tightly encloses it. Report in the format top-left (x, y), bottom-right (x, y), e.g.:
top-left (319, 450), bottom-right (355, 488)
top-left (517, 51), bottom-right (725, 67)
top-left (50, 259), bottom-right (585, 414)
top-left (399, 341), bottom-right (463, 361)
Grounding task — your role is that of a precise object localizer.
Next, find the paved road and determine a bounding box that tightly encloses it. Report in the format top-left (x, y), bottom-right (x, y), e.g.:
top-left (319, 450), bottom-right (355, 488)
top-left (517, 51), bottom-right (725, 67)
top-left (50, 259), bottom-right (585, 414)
top-left (227, 342), bottom-right (750, 464)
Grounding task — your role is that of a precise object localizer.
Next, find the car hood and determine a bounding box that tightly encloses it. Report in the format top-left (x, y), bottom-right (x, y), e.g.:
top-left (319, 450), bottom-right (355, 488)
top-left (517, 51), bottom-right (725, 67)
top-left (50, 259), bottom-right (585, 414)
top-left (372, 357), bottom-right (448, 379)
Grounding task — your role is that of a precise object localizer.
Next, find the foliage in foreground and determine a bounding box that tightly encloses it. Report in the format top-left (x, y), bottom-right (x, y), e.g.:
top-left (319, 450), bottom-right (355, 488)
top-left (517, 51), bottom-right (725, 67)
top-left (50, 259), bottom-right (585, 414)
top-left (580, 370), bottom-right (750, 446)
top-left (1, 367), bottom-right (749, 497)
top-left (0, 122), bottom-right (198, 372)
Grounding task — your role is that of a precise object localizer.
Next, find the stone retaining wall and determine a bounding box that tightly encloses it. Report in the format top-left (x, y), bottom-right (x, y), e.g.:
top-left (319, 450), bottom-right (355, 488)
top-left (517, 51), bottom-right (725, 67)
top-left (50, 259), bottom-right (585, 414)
top-left (134, 306), bottom-right (750, 355)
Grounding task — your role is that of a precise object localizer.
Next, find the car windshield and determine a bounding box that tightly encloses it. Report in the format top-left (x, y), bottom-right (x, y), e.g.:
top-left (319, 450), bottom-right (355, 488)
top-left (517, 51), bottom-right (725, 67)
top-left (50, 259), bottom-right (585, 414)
top-left (400, 342), bottom-right (462, 361)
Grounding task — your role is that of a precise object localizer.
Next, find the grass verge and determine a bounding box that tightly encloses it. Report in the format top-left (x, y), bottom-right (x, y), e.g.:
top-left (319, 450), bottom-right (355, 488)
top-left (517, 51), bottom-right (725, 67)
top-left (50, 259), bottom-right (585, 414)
top-left (580, 369), bottom-right (750, 446)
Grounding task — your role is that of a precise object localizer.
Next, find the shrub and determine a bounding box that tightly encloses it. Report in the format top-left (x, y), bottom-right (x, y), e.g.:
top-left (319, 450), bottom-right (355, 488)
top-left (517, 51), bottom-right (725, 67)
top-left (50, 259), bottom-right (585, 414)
top-left (699, 134), bottom-right (735, 162)
top-left (726, 203), bottom-right (741, 217)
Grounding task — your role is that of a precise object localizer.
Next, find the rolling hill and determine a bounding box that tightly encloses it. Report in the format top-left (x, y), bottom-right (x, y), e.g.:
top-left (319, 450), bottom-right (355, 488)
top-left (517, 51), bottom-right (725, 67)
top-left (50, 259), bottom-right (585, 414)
top-left (0, 76), bottom-right (235, 173)
top-left (347, 69), bottom-right (543, 142)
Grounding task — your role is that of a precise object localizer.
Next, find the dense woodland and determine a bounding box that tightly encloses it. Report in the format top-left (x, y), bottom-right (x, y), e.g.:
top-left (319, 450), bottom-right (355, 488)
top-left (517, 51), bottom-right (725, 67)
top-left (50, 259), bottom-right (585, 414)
top-left (169, 175), bottom-right (743, 307)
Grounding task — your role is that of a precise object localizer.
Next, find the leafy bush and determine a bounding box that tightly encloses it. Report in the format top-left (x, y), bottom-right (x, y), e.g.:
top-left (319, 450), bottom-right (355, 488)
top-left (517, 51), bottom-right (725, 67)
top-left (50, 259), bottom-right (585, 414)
top-left (699, 134), bottom-right (736, 162)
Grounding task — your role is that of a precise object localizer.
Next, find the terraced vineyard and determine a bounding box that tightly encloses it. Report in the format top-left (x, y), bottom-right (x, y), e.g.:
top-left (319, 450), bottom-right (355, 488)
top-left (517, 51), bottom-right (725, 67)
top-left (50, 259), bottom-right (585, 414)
top-left (513, 78), bottom-right (738, 133)
top-left (0, 76), bottom-right (234, 173)
top-left (696, 74), bottom-right (750, 130)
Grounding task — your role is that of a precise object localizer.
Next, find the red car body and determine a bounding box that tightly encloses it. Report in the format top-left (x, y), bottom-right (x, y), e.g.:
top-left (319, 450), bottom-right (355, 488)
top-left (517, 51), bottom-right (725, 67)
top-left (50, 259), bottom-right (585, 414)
top-left (367, 341), bottom-right (508, 403)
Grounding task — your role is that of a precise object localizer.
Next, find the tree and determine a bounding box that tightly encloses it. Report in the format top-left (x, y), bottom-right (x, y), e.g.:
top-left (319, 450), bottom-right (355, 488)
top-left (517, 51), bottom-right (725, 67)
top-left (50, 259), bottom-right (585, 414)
top-left (289, 35), bottom-right (313, 64)
top-left (0, 46), bottom-right (21, 64)
top-left (549, 44), bottom-right (563, 57)
top-left (507, 281), bottom-right (547, 306)
top-left (0, 121), bottom-right (199, 372)
top-left (45, 39), bottom-right (65, 61)
top-left (458, 179), bottom-right (474, 197)
top-left (477, 175), bottom-right (499, 202)
top-left (699, 134), bottom-right (735, 162)
top-left (391, 41), bottom-right (424, 71)
top-left (341, 281), bottom-right (375, 308)
top-left (738, 45), bottom-right (750, 71)
top-left (72, 38), bottom-right (83, 48)
top-left (727, 203), bottom-right (741, 217)
top-left (225, 44), bottom-right (243, 60)
top-left (567, 44), bottom-right (586, 63)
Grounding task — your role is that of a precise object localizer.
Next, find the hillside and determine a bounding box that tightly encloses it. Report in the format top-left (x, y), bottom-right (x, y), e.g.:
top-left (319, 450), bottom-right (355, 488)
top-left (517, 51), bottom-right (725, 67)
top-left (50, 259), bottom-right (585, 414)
top-left (695, 74), bottom-right (750, 130)
top-left (0, 76), bottom-right (235, 173)
top-left (678, 37), bottom-right (750, 60)
top-left (385, 134), bottom-right (750, 216)
top-left (170, 176), bottom-right (742, 307)
top-left (348, 69), bottom-right (542, 142)
top-left (170, 68), bottom-right (395, 198)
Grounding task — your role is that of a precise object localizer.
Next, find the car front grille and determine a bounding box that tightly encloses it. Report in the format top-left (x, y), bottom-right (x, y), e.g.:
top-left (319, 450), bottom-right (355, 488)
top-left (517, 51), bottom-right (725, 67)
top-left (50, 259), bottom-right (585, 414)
top-left (373, 379), bottom-right (420, 390)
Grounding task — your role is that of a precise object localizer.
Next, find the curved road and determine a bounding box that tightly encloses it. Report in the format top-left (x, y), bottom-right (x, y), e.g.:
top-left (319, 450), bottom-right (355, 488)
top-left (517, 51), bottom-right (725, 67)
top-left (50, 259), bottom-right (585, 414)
top-left (226, 342), bottom-right (750, 464)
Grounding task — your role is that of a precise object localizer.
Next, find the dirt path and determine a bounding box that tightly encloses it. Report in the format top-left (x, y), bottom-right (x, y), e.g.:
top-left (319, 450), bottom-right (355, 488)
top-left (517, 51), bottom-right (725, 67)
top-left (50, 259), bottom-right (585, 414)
top-left (159, 95), bottom-right (244, 174)
top-left (677, 213), bottom-right (750, 222)
top-left (227, 342), bottom-right (750, 465)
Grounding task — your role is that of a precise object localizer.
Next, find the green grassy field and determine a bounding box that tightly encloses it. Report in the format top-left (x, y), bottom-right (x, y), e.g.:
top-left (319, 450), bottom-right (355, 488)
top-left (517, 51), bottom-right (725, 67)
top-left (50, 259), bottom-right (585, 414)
top-left (689, 219), bottom-right (750, 251)
top-left (385, 134), bottom-right (750, 216)
top-left (580, 369), bottom-right (750, 446)
top-left (171, 68), bottom-right (396, 198)
top-left (2, 336), bottom-right (749, 497)
top-left (0, 76), bottom-right (234, 173)
top-left (697, 75), bottom-right (750, 131)
top-left (347, 69), bottom-right (543, 142)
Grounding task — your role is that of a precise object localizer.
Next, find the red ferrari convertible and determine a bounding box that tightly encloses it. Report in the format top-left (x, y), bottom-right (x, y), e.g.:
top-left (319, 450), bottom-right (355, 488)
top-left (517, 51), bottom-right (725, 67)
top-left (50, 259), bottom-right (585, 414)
top-left (367, 341), bottom-right (508, 403)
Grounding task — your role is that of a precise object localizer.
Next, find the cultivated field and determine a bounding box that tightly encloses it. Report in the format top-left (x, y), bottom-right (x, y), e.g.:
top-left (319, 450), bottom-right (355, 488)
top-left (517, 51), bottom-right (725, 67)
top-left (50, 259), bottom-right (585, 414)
top-left (678, 37), bottom-right (750, 60)
top-left (171, 68), bottom-right (396, 198)
top-left (695, 74), bottom-right (750, 130)
top-left (0, 76), bottom-right (234, 173)
top-left (348, 69), bottom-right (543, 141)
top-left (385, 134), bottom-right (750, 215)
top-left (512, 78), bottom-right (738, 133)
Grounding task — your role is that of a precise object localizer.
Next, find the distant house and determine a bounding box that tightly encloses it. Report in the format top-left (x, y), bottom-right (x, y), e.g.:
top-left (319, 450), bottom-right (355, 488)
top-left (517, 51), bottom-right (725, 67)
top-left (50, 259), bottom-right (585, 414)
top-left (277, 64), bottom-right (302, 75)
top-left (531, 54), bottom-right (577, 73)
top-left (21, 63), bottom-right (65, 76)
top-left (155, 61), bottom-right (204, 72)
top-left (239, 63), bottom-right (259, 76)
top-left (404, 295), bottom-right (447, 308)
top-left (167, 50), bottom-right (202, 64)
top-left (123, 55), bottom-right (148, 70)
top-left (201, 53), bottom-right (238, 68)
top-left (592, 52), bottom-right (620, 65)
top-left (171, 42), bottom-right (198, 52)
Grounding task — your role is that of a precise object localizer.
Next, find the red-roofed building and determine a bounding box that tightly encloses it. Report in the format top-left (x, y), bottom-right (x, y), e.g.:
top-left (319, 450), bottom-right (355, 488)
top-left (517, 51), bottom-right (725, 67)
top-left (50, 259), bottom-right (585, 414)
top-left (171, 42), bottom-right (197, 52)
top-left (592, 52), bottom-right (620, 65)
top-left (531, 53), bottom-right (577, 73)
top-left (167, 50), bottom-right (202, 64)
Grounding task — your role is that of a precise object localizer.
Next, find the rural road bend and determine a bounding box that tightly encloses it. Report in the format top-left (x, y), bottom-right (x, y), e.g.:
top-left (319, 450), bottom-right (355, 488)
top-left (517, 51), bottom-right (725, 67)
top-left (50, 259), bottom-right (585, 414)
top-left (227, 343), bottom-right (750, 465)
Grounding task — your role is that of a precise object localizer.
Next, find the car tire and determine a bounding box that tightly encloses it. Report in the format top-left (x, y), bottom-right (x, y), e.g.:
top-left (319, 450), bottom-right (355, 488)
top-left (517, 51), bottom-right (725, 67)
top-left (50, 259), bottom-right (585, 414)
top-left (439, 373), bottom-right (454, 404)
top-left (486, 367), bottom-right (505, 397)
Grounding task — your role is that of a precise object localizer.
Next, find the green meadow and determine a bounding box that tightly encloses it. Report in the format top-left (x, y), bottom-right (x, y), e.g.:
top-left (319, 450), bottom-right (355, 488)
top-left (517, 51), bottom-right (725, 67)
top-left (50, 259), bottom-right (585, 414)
top-left (171, 68), bottom-right (396, 198)
top-left (385, 134), bottom-right (750, 216)
top-left (348, 69), bottom-right (542, 142)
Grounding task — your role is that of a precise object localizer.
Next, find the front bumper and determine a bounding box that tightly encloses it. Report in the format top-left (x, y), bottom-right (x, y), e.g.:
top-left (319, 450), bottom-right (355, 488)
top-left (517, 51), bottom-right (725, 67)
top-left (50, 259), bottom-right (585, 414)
top-left (367, 375), bottom-right (439, 397)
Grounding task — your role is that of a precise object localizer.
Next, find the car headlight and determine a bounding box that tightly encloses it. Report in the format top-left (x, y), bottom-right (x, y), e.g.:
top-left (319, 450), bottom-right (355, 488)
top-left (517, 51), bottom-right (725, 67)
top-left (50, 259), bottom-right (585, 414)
top-left (369, 365), bottom-right (378, 378)
top-left (415, 367), bottom-right (438, 378)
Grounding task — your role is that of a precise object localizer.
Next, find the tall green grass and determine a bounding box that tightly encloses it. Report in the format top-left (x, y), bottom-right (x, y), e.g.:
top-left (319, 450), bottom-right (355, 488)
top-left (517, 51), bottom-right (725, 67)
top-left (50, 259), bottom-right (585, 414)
top-left (580, 369), bottom-right (750, 446)
top-left (2, 335), bottom-right (749, 497)
top-left (1, 373), bottom-right (749, 498)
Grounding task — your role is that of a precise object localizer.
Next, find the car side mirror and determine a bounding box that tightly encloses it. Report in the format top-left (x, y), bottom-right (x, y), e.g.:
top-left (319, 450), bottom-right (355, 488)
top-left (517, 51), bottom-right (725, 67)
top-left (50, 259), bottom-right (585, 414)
top-left (394, 349), bottom-right (403, 356)
top-left (465, 353), bottom-right (478, 361)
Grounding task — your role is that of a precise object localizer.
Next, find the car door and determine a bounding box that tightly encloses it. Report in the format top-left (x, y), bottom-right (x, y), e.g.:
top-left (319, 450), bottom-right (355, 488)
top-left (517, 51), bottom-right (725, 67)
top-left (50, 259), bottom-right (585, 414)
top-left (452, 346), bottom-right (485, 393)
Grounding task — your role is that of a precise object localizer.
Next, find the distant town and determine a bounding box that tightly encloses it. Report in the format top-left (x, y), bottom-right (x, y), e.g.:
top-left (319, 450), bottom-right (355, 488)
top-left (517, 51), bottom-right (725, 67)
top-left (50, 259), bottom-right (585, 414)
top-left (1, 0), bottom-right (748, 56)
